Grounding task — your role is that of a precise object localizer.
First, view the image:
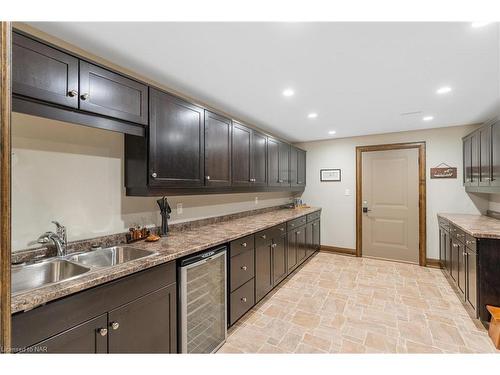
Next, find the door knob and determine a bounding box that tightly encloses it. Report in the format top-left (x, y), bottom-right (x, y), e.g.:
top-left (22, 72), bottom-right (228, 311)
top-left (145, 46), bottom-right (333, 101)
top-left (98, 328), bottom-right (108, 336)
top-left (80, 93), bottom-right (89, 100)
top-left (68, 90), bottom-right (78, 97)
top-left (111, 322), bottom-right (120, 330)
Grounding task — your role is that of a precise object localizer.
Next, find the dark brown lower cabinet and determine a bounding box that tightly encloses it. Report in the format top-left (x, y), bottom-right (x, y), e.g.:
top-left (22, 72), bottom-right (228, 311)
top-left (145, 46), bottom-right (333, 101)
top-left (466, 247), bottom-right (478, 313)
top-left (107, 284), bottom-right (177, 353)
top-left (272, 234), bottom-right (287, 285)
top-left (25, 314), bottom-right (108, 354)
top-left (12, 262), bottom-right (177, 353)
top-left (450, 239), bottom-right (459, 282)
top-left (255, 230), bottom-right (274, 302)
top-left (296, 226), bottom-right (306, 264)
top-left (457, 241), bottom-right (466, 297)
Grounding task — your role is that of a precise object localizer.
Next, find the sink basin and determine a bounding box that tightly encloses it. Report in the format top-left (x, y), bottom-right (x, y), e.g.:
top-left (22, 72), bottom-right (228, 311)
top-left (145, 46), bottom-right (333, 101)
top-left (12, 259), bottom-right (90, 295)
top-left (66, 246), bottom-right (156, 268)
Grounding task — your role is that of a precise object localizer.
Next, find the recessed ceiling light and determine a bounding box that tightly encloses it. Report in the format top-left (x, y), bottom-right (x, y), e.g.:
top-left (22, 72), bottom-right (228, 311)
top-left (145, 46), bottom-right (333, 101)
top-left (471, 22), bottom-right (491, 28)
top-left (307, 113), bottom-right (318, 119)
top-left (328, 130), bottom-right (336, 135)
top-left (423, 116), bottom-right (434, 122)
top-left (436, 86), bottom-right (452, 95)
top-left (282, 88), bottom-right (294, 97)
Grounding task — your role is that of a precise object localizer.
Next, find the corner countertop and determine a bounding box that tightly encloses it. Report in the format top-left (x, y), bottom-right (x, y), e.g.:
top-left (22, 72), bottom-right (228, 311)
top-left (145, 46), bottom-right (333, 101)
top-left (437, 213), bottom-right (500, 239)
top-left (12, 206), bottom-right (321, 314)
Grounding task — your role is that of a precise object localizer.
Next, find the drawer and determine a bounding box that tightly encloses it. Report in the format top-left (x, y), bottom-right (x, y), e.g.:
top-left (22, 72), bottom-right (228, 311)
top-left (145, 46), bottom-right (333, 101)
top-left (307, 211), bottom-right (321, 222)
top-left (230, 248), bottom-right (255, 292)
top-left (230, 278), bottom-right (255, 326)
top-left (465, 234), bottom-right (477, 253)
top-left (450, 225), bottom-right (466, 243)
top-left (287, 216), bottom-right (307, 232)
top-left (255, 228), bottom-right (273, 247)
top-left (230, 235), bottom-right (255, 257)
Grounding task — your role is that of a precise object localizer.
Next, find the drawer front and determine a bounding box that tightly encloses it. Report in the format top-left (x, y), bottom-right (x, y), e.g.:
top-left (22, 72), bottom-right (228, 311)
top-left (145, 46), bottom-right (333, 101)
top-left (307, 211), bottom-right (321, 222)
top-left (230, 278), bottom-right (255, 326)
top-left (255, 228), bottom-right (273, 247)
top-left (230, 248), bottom-right (255, 292)
top-left (287, 216), bottom-right (307, 232)
top-left (450, 225), bottom-right (466, 243)
top-left (230, 235), bottom-right (255, 257)
top-left (465, 234), bottom-right (477, 253)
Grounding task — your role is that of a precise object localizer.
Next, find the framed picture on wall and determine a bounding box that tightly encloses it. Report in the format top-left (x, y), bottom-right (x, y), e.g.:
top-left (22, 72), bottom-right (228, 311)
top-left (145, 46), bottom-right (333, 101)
top-left (320, 169), bottom-right (341, 182)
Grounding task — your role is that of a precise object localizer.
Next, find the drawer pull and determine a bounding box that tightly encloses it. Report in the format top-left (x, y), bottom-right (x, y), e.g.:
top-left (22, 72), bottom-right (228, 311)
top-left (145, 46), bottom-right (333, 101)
top-left (241, 242), bottom-right (247, 247)
top-left (241, 297), bottom-right (247, 303)
top-left (98, 328), bottom-right (108, 337)
top-left (297, 231), bottom-right (301, 234)
top-left (241, 265), bottom-right (248, 271)
top-left (111, 321), bottom-right (120, 330)
top-left (261, 234), bottom-right (266, 239)
top-left (466, 240), bottom-right (474, 245)
top-left (271, 243), bottom-right (277, 248)
top-left (452, 244), bottom-right (458, 248)
top-left (279, 227), bottom-right (284, 231)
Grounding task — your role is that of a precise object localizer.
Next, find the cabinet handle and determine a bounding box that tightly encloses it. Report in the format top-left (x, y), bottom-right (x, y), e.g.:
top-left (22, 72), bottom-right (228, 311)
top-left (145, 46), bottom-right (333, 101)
top-left (261, 234), bottom-right (266, 239)
top-left (241, 265), bottom-right (247, 271)
top-left (298, 181), bottom-right (303, 184)
top-left (271, 243), bottom-right (277, 248)
top-left (241, 242), bottom-right (247, 247)
top-left (206, 176), bottom-right (210, 180)
top-left (278, 179), bottom-right (283, 183)
top-left (151, 172), bottom-right (157, 178)
top-left (111, 322), bottom-right (120, 330)
top-left (241, 297), bottom-right (247, 303)
top-left (68, 89), bottom-right (78, 97)
top-left (297, 231), bottom-right (301, 234)
top-left (279, 227), bottom-right (284, 231)
top-left (463, 251), bottom-right (467, 256)
top-left (98, 328), bottom-right (108, 336)
top-left (80, 93), bottom-right (89, 100)
top-left (249, 178), bottom-right (256, 182)
top-left (452, 244), bottom-right (458, 248)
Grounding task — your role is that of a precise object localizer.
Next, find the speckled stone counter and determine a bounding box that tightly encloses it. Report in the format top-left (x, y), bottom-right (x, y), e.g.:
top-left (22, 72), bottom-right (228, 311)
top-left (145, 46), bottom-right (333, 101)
top-left (438, 213), bottom-right (500, 239)
top-left (12, 206), bottom-right (321, 314)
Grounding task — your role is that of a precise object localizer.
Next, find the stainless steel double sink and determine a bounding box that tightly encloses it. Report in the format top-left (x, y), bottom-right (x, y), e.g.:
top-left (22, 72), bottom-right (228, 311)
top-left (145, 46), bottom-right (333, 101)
top-left (12, 246), bottom-right (156, 295)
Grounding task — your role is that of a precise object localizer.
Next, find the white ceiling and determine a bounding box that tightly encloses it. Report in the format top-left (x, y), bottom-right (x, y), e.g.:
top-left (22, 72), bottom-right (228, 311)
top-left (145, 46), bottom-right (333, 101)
top-left (28, 22), bottom-right (499, 142)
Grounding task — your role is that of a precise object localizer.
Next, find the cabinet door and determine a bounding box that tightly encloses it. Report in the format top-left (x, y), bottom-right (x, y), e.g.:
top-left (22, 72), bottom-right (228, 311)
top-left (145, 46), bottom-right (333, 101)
top-left (297, 149), bottom-right (306, 186)
top-left (491, 121), bottom-right (500, 186)
top-left (232, 122), bottom-right (252, 186)
top-left (457, 242), bottom-right (466, 298)
top-left (439, 227), bottom-right (446, 268)
top-left (149, 88), bottom-right (204, 187)
top-left (290, 147), bottom-right (298, 186)
top-left (479, 125), bottom-right (491, 186)
top-left (251, 131), bottom-right (268, 186)
top-left (466, 249), bottom-right (478, 315)
top-left (312, 220), bottom-right (320, 251)
top-left (278, 141), bottom-right (290, 186)
top-left (255, 238), bottom-right (273, 302)
top-left (25, 314), bottom-right (107, 354)
top-left (79, 61), bottom-right (148, 125)
top-left (305, 222), bottom-right (313, 258)
top-left (268, 138), bottom-right (280, 186)
top-left (471, 132), bottom-right (480, 186)
top-left (272, 235), bottom-right (287, 285)
top-left (287, 230), bottom-right (298, 273)
top-left (463, 137), bottom-right (472, 186)
top-left (451, 239), bottom-right (459, 282)
top-left (12, 32), bottom-right (79, 108)
top-left (108, 284), bottom-right (177, 353)
top-left (204, 111), bottom-right (231, 187)
top-left (445, 231), bottom-right (451, 275)
top-left (296, 226), bottom-right (307, 265)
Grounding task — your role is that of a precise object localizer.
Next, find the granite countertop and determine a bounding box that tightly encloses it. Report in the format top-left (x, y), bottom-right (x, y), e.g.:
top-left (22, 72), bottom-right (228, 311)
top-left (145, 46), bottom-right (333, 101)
top-left (12, 206), bottom-right (321, 314)
top-left (437, 213), bottom-right (500, 239)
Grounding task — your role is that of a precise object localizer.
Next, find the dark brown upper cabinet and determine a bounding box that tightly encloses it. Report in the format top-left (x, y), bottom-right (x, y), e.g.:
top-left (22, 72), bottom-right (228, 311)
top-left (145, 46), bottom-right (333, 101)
top-left (463, 136), bottom-right (472, 186)
top-left (478, 125), bottom-right (491, 186)
top-left (148, 88), bottom-right (205, 188)
top-left (232, 122), bottom-right (252, 186)
top-left (79, 61), bottom-right (148, 125)
top-left (491, 121), bottom-right (500, 187)
top-left (268, 138), bottom-right (290, 187)
top-left (12, 32), bottom-right (79, 108)
top-left (290, 147), bottom-right (306, 187)
top-left (251, 131), bottom-right (268, 186)
top-left (204, 111), bottom-right (232, 187)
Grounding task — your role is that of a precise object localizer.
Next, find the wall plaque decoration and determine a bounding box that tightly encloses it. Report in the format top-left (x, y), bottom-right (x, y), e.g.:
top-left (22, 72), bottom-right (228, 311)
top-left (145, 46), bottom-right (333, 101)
top-left (430, 163), bottom-right (457, 179)
top-left (320, 169), bottom-right (341, 182)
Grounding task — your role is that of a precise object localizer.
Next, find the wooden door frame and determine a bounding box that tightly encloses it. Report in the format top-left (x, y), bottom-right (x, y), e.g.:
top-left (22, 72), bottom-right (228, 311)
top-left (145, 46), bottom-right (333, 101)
top-left (355, 141), bottom-right (426, 266)
top-left (0, 21), bottom-right (12, 353)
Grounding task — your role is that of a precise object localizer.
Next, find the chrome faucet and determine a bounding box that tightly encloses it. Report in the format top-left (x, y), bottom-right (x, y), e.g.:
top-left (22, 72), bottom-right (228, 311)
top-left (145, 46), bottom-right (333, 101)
top-left (37, 221), bottom-right (67, 257)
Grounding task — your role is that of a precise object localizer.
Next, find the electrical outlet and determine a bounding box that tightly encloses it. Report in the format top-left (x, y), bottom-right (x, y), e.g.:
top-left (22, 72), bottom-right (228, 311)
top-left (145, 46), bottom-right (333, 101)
top-left (254, 196), bottom-right (259, 205)
top-left (345, 189), bottom-right (351, 196)
top-left (177, 203), bottom-right (183, 215)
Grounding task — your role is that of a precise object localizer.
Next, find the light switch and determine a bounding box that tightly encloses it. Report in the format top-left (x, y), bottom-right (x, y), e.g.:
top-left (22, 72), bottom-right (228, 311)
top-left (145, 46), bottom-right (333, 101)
top-left (177, 203), bottom-right (183, 215)
top-left (345, 189), bottom-right (351, 196)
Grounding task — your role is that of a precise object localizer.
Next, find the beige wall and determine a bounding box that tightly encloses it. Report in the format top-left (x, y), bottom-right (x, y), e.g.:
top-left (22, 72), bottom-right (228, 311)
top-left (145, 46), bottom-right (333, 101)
top-left (295, 124), bottom-right (490, 259)
top-left (12, 113), bottom-right (293, 251)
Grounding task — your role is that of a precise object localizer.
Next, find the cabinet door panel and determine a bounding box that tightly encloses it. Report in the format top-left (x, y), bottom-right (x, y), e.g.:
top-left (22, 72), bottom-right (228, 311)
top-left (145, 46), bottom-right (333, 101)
top-left (79, 61), bottom-right (148, 125)
top-left (287, 231), bottom-right (298, 273)
top-left (25, 314), bottom-right (107, 354)
top-left (268, 138), bottom-right (280, 186)
top-left (232, 122), bottom-right (251, 186)
top-left (491, 121), bottom-right (500, 186)
top-left (471, 132), bottom-right (480, 186)
top-left (297, 149), bottom-right (306, 186)
top-left (290, 147), bottom-right (298, 186)
top-left (149, 88), bottom-right (204, 187)
top-left (272, 235), bottom-right (287, 285)
top-left (108, 284), bottom-right (177, 353)
top-left (296, 226), bottom-right (306, 264)
top-left (255, 241), bottom-right (273, 302)
top-left (306, 222), bottom-right (313, 258)
top-left (463, 137), bottom-right (472, 186)
top-left (479, 125), bottom-right (491, 186)
top-left (252, 131), bottom-right (267, 185)
top-left (12, 33), bottom-right (79, 108)
top-left (466, 249), bottom-right (478, 315)
top-left (313, 220), bottom-right (320, 251)
top-left (205, 111), bottom-right (231, 186)
top-left (278, 141), bottom-right (290, 186)
top-left (457, 242), bottom-right (466, 298)
top-left (439, 228), bottom-right (446, 268)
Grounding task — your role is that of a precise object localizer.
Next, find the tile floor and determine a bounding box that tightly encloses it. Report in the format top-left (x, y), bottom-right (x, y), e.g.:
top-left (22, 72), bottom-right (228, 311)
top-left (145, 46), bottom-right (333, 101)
top-left (218, 252), bottom-right (499, 353)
